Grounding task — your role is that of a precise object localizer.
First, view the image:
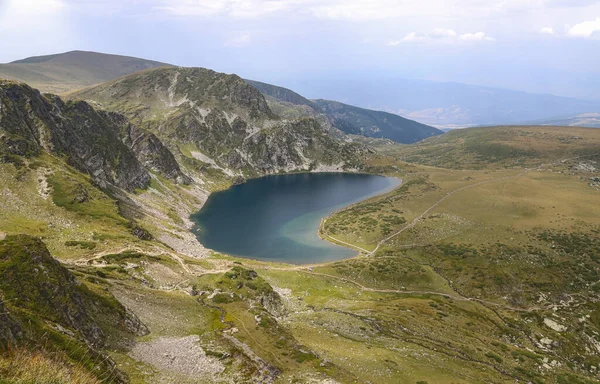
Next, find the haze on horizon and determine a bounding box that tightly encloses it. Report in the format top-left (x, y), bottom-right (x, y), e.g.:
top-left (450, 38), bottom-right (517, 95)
top-left (0, 0), bottom-right (599, 104)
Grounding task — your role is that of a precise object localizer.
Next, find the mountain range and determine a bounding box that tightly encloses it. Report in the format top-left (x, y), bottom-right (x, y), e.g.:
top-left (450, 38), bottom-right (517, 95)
top-left (2, 49), bottom-right (600, 384)
top-left (278, 76), bottom-right (600, 128)
top-left (1, 51), bottom-right (441, 144)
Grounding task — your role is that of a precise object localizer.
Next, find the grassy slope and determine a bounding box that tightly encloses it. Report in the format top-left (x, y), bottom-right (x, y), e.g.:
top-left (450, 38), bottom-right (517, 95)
top-left (2, 125), bottom-right (600, 383)
top-left (0, 51), bottom-right (169, 94)
top-left (387, 125), bottom-right (600, 169)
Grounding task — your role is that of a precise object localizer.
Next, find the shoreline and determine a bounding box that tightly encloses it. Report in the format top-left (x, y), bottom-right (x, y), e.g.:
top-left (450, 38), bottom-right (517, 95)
top-left (185, 172), bottom-right (403, 266)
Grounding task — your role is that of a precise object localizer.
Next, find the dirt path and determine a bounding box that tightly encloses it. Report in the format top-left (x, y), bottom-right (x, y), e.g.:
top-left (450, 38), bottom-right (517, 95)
top-left (367, 168), bottom-right (533, 256)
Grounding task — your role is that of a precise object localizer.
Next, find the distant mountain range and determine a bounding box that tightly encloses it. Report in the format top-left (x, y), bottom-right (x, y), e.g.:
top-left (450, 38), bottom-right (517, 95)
top-left (528, 113), bottom-right (600, 128)
top-left (0, 51), bottom-right (441, 144)
top-left (246, 80), bottom-right (441, 143)
top-left (279, 77), bottom-right (600, 129)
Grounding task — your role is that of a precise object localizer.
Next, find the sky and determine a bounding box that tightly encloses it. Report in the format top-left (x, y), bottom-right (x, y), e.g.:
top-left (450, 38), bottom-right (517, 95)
top-left (0, 0), bottom-right (599, 100)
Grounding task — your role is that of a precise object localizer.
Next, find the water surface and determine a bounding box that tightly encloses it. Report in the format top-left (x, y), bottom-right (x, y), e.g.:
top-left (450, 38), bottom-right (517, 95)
top-left (191, 173), bottom-right (400, 264)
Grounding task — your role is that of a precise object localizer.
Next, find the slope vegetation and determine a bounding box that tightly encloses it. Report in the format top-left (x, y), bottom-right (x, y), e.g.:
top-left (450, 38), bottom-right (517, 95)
top-left (71, 67), bottom-right (366, 176)
top-left (0, 50), bottom-right (169, 94)
top-left (0, 234), bottom-right (148, 383)
top-left (246, 79), bottom-right (442, 144)
top-left (385, 125), bottom-right (600, 169)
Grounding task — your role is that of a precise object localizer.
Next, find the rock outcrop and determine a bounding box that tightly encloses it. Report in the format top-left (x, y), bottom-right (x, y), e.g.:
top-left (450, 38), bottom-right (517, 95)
top-left (70, 67), bottom-right (366, 176)
top-left (0, 235), bottom-right (148, 348)
top-left (0, 80), bottom-right (150, 191)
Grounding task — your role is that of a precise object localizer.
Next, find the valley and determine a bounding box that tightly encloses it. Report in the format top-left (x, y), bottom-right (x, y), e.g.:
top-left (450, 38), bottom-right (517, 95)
top-left (0, 52), bottom-right (599, 384)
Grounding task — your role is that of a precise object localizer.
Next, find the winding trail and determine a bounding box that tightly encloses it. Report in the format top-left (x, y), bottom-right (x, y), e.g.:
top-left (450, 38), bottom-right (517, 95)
top-left (323, 168), bottom-right (534, 256)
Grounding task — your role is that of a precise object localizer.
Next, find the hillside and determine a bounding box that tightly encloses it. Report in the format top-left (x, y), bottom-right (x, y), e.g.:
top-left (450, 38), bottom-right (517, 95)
top-left (0, 51), bottom-right (441, 144)
top-left (532, 113), bottom-right (600, 128)
top-left (0, 50), bottom-right (169, 94)
top-left (246, 79), bottom-right (316, 108)
top-left (289, 77), bottom-right (600, 128)
top-left (0, 234), bottom-right (147, 383)
top-left (246, 79), bottom-right (442, 144)
top-left (70, 67), bottom-right (366, 176)
top-left (3, 82), bottom-right (600, 382)
top-left (382, 125), bottom-right (600, 169)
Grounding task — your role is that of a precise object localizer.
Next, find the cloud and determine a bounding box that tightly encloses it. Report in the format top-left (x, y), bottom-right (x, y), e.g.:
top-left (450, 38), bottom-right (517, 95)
top-left (224, 32), bottom-right (252, 46)
top-left (154, 0), bottom-right (293, 18)
top-left (539, 27), bottom-right (555, 34)
top-left (0, 0), bottom-right (76, 60)
top-left (459, 32), bottom-right (494, 41)
top-left (401, 32), bottom-right (427, 42)
top-left (568, 17), bottom-right (600, 38)
top-left (431, 28), bottom-right (457, 38)
top-left (392, 29), bottom-right (493, 44)
top-left (150, 0), bottom-right (598, 21)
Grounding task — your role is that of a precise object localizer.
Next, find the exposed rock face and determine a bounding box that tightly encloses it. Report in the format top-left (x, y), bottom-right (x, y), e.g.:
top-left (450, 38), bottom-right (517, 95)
top-left (105, 112), bottom-right (192, 184)
top-left (0, 297), bottom-right (22, 348)
top-left (245, 79), bottom-right (443, 144)
top-left (0, 80), bottom-right (150, 191)
top-left (70, 67), bottom-right (366, 176)
top-left (234, 118), bottom-right (365, 173)
top-left (0, 235), bottom-right (148, 348)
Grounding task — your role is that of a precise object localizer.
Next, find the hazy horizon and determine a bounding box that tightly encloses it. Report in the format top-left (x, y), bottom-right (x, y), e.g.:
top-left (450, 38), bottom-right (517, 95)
top-left (1, 0), bottom-right (599, 101)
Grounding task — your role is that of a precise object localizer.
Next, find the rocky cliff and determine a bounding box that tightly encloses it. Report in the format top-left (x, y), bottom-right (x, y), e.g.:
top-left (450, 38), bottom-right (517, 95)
top-left (0, 80), bottom-right (150, 191)
top-left (71, 67), bottom-right (366, 176)
top-left (0, 234), bottom-right (148, 382)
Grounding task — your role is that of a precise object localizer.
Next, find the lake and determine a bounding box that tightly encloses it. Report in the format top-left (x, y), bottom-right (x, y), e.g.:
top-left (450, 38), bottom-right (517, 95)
top-left (191, 173), bottom-right (400, 264)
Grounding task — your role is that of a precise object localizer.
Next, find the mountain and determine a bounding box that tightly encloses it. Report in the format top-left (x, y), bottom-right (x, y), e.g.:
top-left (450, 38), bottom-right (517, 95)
top-left (246, 79), bottom-right (316, 108)
top-left (282, 77), bottom-right (600, 128)
top-left (528, 113), bottom-right (600, 128)
top-left (0, 50), bottom-right (169, 94)
top-left (71, 67), bottom-right (366, 176)
top-left (246, 79), bottom-right (442, 143)
top-left (0, 51), bottom-right (440, 144)
top-left (0, 79), bottom-right (158, 191)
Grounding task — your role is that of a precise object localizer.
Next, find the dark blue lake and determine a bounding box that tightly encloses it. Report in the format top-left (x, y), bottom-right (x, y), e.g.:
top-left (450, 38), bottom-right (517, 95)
top-left (191, 173), bottom-right (400, 264)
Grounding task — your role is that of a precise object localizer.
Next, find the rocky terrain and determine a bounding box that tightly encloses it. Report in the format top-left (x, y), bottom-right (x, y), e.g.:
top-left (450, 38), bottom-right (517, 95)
top-left (71, 67), bottom-right (366, 177)
top-left (247, 79), bottom-right (443, 144)
top-left (1, 54), bottom-right (600, 384)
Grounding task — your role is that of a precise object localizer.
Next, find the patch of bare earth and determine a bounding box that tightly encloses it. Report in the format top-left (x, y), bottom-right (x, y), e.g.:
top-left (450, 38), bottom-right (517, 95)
top-left (129, 336), bottom-right (224, 378)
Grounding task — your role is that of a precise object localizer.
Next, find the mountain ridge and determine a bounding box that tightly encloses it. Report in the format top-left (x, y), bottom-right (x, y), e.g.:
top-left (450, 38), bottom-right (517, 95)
top-left (246, 78), bottom-right (442, 143)
top-left (0, 50), bottom-right (170, 94)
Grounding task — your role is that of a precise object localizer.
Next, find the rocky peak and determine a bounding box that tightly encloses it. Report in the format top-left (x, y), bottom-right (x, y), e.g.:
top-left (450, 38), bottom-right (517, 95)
top-left (0, 80), bottom-right (151, 191)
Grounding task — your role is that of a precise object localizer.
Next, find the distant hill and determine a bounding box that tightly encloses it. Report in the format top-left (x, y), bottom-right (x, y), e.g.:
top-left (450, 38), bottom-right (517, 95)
top-left (246, 79), bottom-right (442, 144)
top-left (246, 79), bottom-right (316, 108)
top-left (387, 125), bottom-right (600, 169)
top-left (0, 50), bottom-right (169, 94)
top-left (282, 77), bottom-right (600, 128)
top-left (528, 113), bottom-right (600, 128)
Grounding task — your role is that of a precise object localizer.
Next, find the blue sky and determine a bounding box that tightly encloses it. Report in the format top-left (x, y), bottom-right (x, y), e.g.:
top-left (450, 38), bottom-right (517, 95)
top-left (0, 0), bottom-right (599, 100)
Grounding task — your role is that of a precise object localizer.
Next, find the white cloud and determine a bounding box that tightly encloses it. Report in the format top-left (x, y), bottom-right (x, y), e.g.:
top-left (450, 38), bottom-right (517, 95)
top-left (459, 31), bottom-right (494, 41)
top-left (568, 17), bottom-right (600, 38)
top-left (225, 32), bottom-right (252, 46)
top-left (392, 29), bottom-right (493, 44)
top-left (431, 28), bottom-right (457, 38)
top-left (0, 0), bottom-right (76, 60)
top-left (539, 26), bottom-right (555, 34)
top-left (401, 32), bottom-right (427, 42)
top-left (154, 0), bottom-right (293, 18)
top-left (151, 0), bottom-right (597, 21)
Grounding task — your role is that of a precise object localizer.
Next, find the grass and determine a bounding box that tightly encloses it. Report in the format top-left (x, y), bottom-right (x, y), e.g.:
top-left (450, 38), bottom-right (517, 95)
top-left (2, 125), bottom-right (600, 383)
top-left (0, 348), bottom-right (101, 384)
